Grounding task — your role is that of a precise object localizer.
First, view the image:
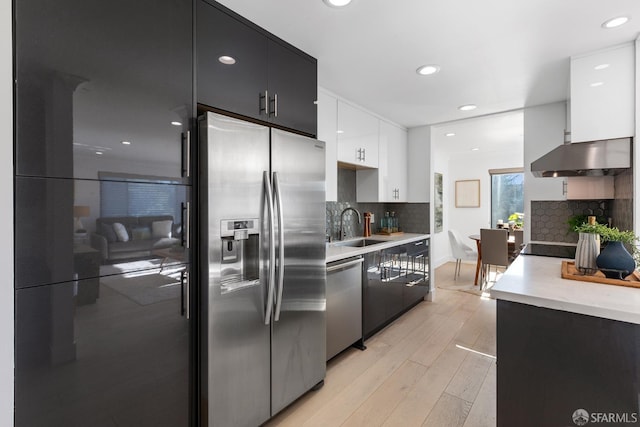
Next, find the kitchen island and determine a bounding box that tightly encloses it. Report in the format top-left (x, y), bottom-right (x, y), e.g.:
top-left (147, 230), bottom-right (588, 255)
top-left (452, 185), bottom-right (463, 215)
top-left (491, 255), bottom-right (640, 427)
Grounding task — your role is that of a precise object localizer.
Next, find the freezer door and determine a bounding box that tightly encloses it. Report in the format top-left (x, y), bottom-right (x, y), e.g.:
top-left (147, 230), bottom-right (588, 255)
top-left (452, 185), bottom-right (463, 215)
top-left (270, 129), bottom-right (326, 414)
top-left (200, 112), bottom-right (272, 427)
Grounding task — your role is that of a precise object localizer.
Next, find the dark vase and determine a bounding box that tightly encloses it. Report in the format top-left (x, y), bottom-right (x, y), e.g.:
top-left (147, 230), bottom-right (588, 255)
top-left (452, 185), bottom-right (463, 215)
top-left (596, 241), bottom-right (636, 279)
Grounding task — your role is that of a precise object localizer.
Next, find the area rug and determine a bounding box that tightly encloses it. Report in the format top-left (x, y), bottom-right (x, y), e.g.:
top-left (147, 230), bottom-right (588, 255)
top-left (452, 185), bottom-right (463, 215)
top-left (435, 262), bottom-right (500, 297)
top-left (101, 272), bottom-right (181, 306)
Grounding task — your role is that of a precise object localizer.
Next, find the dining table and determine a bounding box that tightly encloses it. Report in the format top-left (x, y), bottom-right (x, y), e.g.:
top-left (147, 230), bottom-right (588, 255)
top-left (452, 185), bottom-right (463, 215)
top-left (468, 233), bottom-right (516, 286)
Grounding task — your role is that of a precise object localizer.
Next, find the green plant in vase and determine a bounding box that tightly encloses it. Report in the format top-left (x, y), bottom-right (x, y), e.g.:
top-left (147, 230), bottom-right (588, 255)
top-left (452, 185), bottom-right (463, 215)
top-left (508, 212), bottom-right (524, 229)
top-left (573, 222), bottom-right (639, 278)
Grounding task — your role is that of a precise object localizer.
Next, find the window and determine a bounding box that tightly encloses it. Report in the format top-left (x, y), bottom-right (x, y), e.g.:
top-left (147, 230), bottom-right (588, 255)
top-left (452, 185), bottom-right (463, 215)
top-left (490, 168), bottom-right (524, 228)
top-left (99, 172), bottom-right (185, 222)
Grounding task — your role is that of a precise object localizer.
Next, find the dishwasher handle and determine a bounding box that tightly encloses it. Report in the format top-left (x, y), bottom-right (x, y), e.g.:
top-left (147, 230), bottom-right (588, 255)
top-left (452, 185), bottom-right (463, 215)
top-left (327, 257), bottom-right (364, 272)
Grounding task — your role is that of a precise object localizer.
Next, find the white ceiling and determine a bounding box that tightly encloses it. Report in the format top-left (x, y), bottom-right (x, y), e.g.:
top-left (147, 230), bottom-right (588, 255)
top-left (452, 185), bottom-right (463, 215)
top-left (433, 110), bottom-right (524, 155)
top-left (216, 0), bottom-right (640, 128)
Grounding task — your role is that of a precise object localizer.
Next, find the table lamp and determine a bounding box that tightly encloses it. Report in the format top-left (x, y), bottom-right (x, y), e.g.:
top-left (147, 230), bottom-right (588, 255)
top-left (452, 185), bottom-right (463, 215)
top-left (73, 205), bottom-right (90, 233)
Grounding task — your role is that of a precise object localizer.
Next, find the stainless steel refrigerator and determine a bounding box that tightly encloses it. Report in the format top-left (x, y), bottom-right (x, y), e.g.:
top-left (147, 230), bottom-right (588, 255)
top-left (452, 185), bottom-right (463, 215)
top-left (199, 112), bottom-right (326, 426)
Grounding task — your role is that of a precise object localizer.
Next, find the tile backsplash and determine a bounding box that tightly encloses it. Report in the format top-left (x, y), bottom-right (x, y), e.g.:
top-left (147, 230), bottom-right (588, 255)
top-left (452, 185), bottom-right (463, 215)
top-left (530, 200), bottom-right (611, 243)
top-left (326, 168), bottom-right (429, 240)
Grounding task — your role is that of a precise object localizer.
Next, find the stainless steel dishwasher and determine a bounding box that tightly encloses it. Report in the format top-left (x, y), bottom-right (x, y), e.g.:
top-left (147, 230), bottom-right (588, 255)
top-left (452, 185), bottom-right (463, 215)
top-left (326, 256), bottom-right (364, 361)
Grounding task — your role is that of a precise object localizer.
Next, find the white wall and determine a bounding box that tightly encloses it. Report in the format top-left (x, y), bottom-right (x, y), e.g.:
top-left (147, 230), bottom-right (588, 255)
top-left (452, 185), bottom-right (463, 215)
top-left (523, 102), bottom-right (567, 242)
top-left (434, 149), bottom-right (523, 267)
top-left (430, 136), bottom-right (450, 267)
top-left (1, 0), bottom-right (13, 423)
top-left (407, 125), bottom-right (431, 203)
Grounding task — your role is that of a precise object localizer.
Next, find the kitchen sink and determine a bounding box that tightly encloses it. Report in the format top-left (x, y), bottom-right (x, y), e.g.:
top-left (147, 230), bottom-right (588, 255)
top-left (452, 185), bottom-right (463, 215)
top-left (332, 238), bottom-right (387, 248)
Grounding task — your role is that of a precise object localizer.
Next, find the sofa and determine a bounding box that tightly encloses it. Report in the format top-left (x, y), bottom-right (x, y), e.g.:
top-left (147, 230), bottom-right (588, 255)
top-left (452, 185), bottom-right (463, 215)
top-left (90, 215), bottom-right (181, 262)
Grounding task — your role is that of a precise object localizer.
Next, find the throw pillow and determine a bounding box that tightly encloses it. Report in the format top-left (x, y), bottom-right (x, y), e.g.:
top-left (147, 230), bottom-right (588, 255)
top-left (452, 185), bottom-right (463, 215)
top-left (112, 222), bottom-right (130, 242)
top-left (152, 220), bottom-right (173, 239)
top-left (131, 226), bottom-right (152, 241)
top-left (100, 223), bottom-right (118, 243)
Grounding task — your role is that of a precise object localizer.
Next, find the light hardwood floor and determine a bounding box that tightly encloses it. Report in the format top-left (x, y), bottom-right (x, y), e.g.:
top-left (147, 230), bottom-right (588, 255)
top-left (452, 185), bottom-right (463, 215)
top-left (265, 261), bottom-right (497, 427)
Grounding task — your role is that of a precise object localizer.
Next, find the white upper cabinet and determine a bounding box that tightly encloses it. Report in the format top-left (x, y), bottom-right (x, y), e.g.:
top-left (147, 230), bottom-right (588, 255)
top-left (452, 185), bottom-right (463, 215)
top-left (570, 43), bottom-right (635, 143)
top-left (337, 100), bottom-right (379, 168)
top-left (317, 89), bottom-right (338, 201)
top-left (357, 120), bottom-right (407, 202)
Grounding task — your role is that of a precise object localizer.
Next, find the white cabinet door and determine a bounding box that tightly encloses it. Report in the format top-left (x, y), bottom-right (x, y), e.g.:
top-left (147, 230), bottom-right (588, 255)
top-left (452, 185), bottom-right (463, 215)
top-left (317, 90), bottom-right (338, 201)
top-left (356, 121), bottom-right (407, 202)
top-left (570, 43), bottom-right (634, 143)
top-left (385, 122), bottom-right (408, 202)
top-left (337, 101), bottom-right (379, 168)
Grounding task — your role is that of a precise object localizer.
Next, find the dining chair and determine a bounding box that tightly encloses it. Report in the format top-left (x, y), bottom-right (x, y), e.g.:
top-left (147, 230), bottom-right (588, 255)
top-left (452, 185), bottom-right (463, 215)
top-left (448, 230), bottom-right (478, 280)
top-left (510, 229), bottom-right (524, 262)
top-left (480, 228), bottom-right (509, 288)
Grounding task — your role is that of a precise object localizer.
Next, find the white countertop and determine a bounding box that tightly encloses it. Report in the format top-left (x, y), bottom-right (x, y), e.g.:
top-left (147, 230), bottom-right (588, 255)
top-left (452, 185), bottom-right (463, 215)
top-left (326, 233), bottom-right (430, 263)
top-left (490, 255), bottom-right (640, 325)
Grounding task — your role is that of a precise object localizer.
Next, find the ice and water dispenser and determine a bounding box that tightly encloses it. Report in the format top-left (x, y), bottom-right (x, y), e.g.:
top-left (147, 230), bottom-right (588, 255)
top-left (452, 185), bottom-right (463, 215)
top-left (220, 219), bottom-right (260, 294)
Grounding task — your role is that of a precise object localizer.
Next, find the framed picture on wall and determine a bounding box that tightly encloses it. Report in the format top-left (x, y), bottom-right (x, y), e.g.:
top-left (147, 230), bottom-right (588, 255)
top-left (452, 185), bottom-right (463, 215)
top-left (434, 173), bottom-right (443, 233)
top-left (455, 179), bottom-right (480, 208)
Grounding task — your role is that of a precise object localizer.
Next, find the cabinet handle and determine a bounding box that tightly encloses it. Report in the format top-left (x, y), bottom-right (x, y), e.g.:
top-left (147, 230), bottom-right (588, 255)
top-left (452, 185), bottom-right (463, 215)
top-left (362, 148), bottom-right (366, 162)
top-left (180, 270), bottom-right (190, 317)
top-left (185, 201), bottom-right (191, 249)
top-left (562, 180), bottom-right (567, 196)
top-left (181, 131), bottom-right (191, 178)
top-left (270, 93), bottom-right (278, 118)
top-left (180, 202), bottom-right (191, 249)
top-left (356, 148), bottom-right (361, 161)
top-left (259, 91), bottom-right (269, 116)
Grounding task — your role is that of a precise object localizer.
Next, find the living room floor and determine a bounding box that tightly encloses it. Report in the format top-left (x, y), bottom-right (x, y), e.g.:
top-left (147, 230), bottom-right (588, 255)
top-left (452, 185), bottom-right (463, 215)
top-left (266, 261), bottom-right (497, 427)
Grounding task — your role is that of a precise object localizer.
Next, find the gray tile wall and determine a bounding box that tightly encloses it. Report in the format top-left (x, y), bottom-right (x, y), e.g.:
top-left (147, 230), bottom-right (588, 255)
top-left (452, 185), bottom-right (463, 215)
top-left (612, 170), bottom-right (633, 232)
top-left (530, 200), bottom-right (610, 243)
top-left (326, 168), bottom-right (430, 240)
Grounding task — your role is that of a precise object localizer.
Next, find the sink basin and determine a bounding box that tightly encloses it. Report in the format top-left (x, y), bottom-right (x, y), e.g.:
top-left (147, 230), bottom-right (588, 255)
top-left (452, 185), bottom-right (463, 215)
top-left (333, 238), bottom-right (387, 248)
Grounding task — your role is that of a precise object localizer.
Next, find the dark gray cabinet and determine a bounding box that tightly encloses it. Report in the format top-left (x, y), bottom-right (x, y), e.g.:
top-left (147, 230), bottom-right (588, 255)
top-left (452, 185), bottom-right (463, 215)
top-left (497, 300), bottom-right (640, 427)
top-left (15, 272), bottom-right (189, 427)
top-left (197, 0), bottom-right (317, 136)
top-left (15, 176), bottom-right (190, 289)
top-left (15, 0), bottom-right (193, 182)
top-left (14, 0), bottom-right (194, 424)
top-left (363, 239), bottom-right (430, 339)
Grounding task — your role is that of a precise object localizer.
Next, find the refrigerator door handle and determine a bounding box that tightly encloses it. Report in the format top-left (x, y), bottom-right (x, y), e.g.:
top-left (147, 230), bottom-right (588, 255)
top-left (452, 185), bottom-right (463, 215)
top-left (264, 171), bottom-right (276, 325)
top-left (273, 171), bottom-right (285, 322)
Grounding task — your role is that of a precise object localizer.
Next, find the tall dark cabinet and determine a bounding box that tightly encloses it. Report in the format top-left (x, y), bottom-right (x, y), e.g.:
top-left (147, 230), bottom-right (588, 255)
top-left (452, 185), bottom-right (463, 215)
top-left (14, 0), bottom-right (194, 425)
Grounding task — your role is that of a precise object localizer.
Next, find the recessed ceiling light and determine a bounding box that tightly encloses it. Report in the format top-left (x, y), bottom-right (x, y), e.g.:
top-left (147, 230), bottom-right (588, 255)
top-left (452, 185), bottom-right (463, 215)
top-left (96, 151), bottom-right (103, 155)
top-left (336, 130), bottom-right (344, 134)
top-left (416, 65), bottom-right (440, 76)
top-left (323, 0), bottom-right (352, 7)
top-left (218, 55), bottom-right (236, 65)
top-left (590, 82), bottom-right (604, 87)
top-left (602, 16), bottom-right (630, 29)
top-left (594, 63), bottom-right (610, 70)
top-left (445, 133), bottom-right (455, 137)
top-left (121, 141), bottom-right (131, 145)
top-left (171, 121), bottom-right (182, 126)
top-left (471, 148), bottom-right (480, 151)
top-left (458, 104), bottom-right (477, 111)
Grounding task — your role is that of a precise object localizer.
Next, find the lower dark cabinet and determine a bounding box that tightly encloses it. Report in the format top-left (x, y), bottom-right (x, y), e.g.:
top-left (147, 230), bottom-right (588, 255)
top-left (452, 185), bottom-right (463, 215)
top-left (363, 239), bottom-right (430, 339)
top-left (497, 300), bottom-right (640, 427)
top-left (15, 268), bottom-right (190, 427)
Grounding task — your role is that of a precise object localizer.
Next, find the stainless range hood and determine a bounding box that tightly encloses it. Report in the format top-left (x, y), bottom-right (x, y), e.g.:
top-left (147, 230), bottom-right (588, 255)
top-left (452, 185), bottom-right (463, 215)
top-left (530, 137), bottom-right (631, 177)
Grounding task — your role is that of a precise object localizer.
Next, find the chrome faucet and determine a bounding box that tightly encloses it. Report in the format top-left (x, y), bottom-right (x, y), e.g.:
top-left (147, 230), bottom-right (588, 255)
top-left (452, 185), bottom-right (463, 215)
top-left (339, 207), bottom-right (362, 240)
